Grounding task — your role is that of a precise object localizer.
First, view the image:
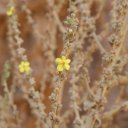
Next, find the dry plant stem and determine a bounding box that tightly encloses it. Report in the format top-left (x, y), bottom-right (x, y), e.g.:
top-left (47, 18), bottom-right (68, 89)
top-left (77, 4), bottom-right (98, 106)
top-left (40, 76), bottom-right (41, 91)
top-left (115, 86), bottom-right (125, 104)
top-left (7, 0), bottom-right (21, 87)
top-left (77, 0), bottom-right (106, 54)
top-left (22, 2), bottom-right (57, 88)
top-left (81, 66), bottom-right (95, 98)
top-left (110, 25), bottom-right (128, 68)
top-left (69, 51), bottom-right (84, 127)
top-left (86, 0), bottom-right (128, 127)
top-left (1, 63), bottom-right (17, 115)
top-left (94, 0), bottom-right (106, 20)
top-left (62, 0), bottom-right (128, 122)
top-left (7, 1), bottom-right (49, 127)
top-left (114, 55), bottom-right (128, 74)
top-left (0, 62), bottom-right (19, 128)
top-left (47, 0), bottom-right (65, 33)
top-left (62, 73), bottom-right (128, 126)
top-left (49, 58), bottom-right (68, 127)
top-left (7, 18), bottom-right (17, 63)
top-left (49, 2), bottom-right (79, 128)
top-left (69, 30), bottom-right (97, 127)
top-left (74, 50), bottom-right (97, 128)
top-left (54, 0), bottom-right (65, 13)
top-left (99, 0), bottom-right (128, 99)
top-left (2, 75), bottom-right (17, 116)
top-left (7, 12), bottom-right (24, 103)
top-left (103, 101), bottom-right (128, 119)
top-left (67, 4), bottom-right (90, 125)
top-left (6, 3), bottom-right (27, 128)
top-left (62, 42), bottom-right (97, 126)
top-left (91, 32), bottom-right (106, 54)
top-left (67, 1), bottom-right (105, 126)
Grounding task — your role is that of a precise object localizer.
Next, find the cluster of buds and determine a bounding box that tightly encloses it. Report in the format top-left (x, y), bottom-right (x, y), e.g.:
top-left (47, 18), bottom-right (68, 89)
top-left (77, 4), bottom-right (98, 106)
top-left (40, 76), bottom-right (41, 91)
top-left (64, 12), bottom-right (79, 43)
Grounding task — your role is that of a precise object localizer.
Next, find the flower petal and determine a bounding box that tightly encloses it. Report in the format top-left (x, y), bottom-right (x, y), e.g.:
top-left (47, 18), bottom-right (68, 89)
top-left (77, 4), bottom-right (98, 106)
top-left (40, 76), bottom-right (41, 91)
top-left (19, 67), bottom-right (24, 73)
top-left (65, 64), bottom-right (70, 70)
top-left (61, 56), bottom-right (66, 61)
top-left (18, 64), bottom-right (22, 69)
top-left (7, 6), bottom-right (14, 16)
top-left (25, 67), bottom-right (30, 73)
top-left (25, 66), bottom-right (30, 71)
top-left (24, 61), bottom-right (30, 66)
top-left (21, 61), bottom-right (25, 65)
top-left (57, 65), bottom-right (64, 72)
top-left (55, 58), bottom-right (62, 64)
top-left (66, 59), bottom-right (71, 64)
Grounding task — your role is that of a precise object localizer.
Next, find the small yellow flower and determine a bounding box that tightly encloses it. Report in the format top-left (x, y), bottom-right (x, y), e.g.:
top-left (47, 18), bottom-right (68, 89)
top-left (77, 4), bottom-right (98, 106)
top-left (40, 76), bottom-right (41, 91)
top-left (6, 6), bottom-right (15, 16)
top-left (55, 56), bottom-right (71, 72)
top-left (18, 61), bottom-right (31, 74)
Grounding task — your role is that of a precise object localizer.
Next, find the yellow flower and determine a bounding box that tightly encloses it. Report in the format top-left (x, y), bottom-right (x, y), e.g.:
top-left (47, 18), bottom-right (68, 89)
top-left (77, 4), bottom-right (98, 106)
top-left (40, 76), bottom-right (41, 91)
top-left (55, 56), bottom-right (71, 72)
top-left (6, 6), bottom-right (15, 16)
top-left (18, 61), bottom-right (31, 74)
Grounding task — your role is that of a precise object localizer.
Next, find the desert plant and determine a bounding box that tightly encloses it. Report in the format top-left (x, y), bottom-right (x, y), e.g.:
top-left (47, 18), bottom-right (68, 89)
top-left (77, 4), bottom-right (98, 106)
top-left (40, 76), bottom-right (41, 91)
top-left (0, 0), bottom-right (128, 128)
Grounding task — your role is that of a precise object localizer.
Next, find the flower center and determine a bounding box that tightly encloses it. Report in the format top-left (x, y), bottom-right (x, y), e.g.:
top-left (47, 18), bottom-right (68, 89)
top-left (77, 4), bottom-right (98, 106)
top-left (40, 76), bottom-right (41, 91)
top-left (62, 61), bottom-right (66, 66)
